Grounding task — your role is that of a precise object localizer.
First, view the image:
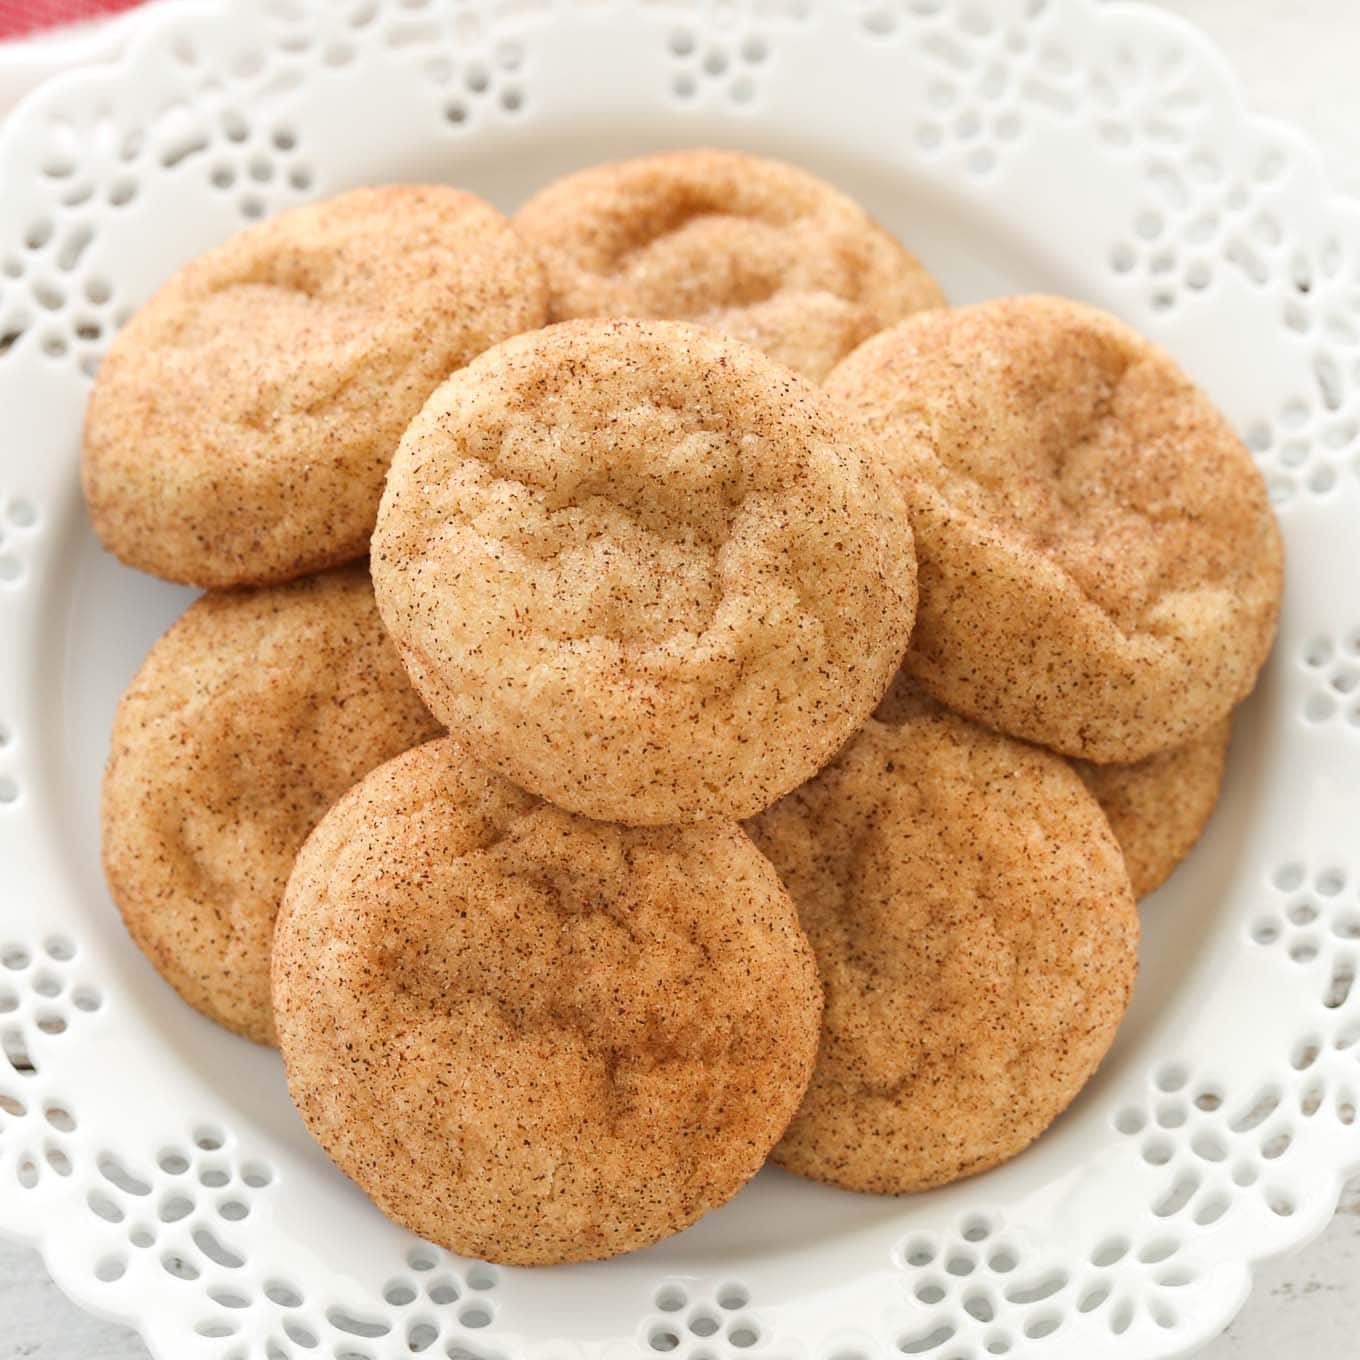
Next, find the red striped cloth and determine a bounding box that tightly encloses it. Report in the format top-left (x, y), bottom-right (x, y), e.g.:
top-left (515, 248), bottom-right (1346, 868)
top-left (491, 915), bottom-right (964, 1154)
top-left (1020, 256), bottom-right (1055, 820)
top-left (0, 0), bottom-right (148, 41)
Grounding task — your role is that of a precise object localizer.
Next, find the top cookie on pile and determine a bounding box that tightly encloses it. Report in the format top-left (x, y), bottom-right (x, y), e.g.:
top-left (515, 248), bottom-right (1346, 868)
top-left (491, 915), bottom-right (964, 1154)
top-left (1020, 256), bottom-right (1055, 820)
top-left (829, 295), bottom-right (1284, 763)
top-left (516, 148), bottom-right (945, 380)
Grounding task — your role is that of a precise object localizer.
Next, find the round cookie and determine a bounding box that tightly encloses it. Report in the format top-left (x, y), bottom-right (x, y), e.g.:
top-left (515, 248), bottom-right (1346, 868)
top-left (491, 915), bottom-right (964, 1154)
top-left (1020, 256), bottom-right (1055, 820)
top-left (371, 318), bottom-right (917, 826)
top-left (515, 148), bottom-right (944, 381)
top-left (746, 695), bottom-right (1139, 1194)
top-left (102, 567), bottom-right (441, 1045)
top-left (1075, 717), bottom-right (1231, 899)
top-left (826, 295), bottom-right (1283, 763)
top-left (273, 736), bottom-right (822, 1265)
top-left (84, 185), bottom-right (547, 588)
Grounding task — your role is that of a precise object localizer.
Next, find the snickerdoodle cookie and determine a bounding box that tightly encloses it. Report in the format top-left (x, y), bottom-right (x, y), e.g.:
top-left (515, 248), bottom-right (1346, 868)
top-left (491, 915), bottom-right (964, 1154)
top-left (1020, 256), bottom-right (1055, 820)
top-left (371, 318), bottom-right (917, 825)
top-left (515, 149), bottom-right (944, 380)
top-left (102, 567), bottom-right (440, 1045)
top-left (1075, 717), bottom-right (1231, 899)
top-left (827, 295), bottom-right (1283, 763)
top-left (879, 669), bottom-right (1232, 899)
top-left (273, 736), bottom-right (822, 1265)
top-left (746, 693), bottom-right (1138, 1194)
top-left (83, 185), bottom-right (546, 588)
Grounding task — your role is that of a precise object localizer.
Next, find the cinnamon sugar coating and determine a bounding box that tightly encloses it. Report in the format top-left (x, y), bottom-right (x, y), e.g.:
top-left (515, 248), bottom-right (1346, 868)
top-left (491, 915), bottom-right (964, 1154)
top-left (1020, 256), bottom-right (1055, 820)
top-left (747, 694), bottom-right (1138, 1194)
top-left (101, 567), bottom-right (440, 1044)
top-left (83, 185), bottom-right (547, 587)
top-left (273, 736), bottom-right (822, 1264)
top-left (515, 149), bottom-right (944, 380)
top-left (372, 318), bottom-right (917, 825)
top-left (827, 295), bottom-right (1283, 762)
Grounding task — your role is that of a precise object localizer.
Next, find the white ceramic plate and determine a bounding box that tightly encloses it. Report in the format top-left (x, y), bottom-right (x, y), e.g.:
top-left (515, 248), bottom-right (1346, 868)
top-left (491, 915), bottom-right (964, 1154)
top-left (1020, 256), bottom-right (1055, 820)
top-left (1, 1), bottom-right (1357, 1357)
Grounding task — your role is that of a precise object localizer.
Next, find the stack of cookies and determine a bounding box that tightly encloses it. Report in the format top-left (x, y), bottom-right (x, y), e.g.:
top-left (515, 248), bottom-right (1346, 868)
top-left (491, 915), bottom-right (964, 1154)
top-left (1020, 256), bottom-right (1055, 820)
top-left (86, 151), bottom-right (1283, 1266)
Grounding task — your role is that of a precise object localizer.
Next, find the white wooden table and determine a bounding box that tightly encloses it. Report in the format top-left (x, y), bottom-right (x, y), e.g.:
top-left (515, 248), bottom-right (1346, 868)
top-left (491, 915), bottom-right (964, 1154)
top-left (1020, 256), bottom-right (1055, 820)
top-left (3, 1), bottom-right (1358, 1355)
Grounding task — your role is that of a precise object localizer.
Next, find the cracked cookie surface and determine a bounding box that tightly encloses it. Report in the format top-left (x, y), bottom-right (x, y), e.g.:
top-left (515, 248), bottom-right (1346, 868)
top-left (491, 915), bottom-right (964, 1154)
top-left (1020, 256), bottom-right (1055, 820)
top-left (273, 735), bottom-right (822, 1264)
top-left (746, 693), bottom-right (1138, 1194)
top-left (827, 295), bottom-right (1283, 762)
top-left (372, 318), bottom-right (917, 825)
top-left (83, 185), bottom-right (546, 588)
top-left (515, 148), bottom-right (944, 381)
top-left (101, 566), bottom-right (440, 1045)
